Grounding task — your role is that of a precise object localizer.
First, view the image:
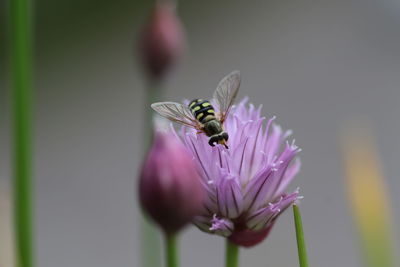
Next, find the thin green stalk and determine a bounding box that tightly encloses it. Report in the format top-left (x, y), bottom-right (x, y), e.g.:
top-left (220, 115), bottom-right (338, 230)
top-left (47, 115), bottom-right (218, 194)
top-left (293, 204), bottom-right (309, 267)
top-left (9, 0), bottom-right (34, 266)
top-left (225, 240), bottom-right (239, 267)
top-left (140, 79), bottom-right (162, 267)
top-left (165, 233), bottom-right (178, 267)
top-left (140, 219), bottom-right (161, 267)
top-left (143, 79), bottom-right (160, 148)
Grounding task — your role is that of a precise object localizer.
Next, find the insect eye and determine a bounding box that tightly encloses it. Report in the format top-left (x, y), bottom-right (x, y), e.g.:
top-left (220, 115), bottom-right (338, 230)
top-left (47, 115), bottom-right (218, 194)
top-left (221, 132), bottom-right (229, 141)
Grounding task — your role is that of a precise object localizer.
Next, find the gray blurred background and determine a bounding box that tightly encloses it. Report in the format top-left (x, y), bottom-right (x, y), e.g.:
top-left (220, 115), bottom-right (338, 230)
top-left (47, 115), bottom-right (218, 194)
top-left (1, 0), bottom-right (400, 266)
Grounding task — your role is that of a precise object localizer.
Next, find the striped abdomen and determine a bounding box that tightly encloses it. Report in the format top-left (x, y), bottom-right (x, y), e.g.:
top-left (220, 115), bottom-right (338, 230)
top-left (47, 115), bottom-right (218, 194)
top-left (188, 99), bottom-right (216, 124)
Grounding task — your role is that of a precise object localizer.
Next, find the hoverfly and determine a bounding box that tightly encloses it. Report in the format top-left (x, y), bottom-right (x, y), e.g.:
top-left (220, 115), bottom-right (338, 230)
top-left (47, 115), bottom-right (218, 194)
top-left (151, 71), bottom-right (241, 149)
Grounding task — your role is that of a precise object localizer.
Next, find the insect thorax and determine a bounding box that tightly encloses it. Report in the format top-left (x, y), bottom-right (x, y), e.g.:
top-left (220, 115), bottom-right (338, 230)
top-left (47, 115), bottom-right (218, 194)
top-left (203, 120), bottom-right (223, 137)
top-left (188, 99), bottom-right (216, 124)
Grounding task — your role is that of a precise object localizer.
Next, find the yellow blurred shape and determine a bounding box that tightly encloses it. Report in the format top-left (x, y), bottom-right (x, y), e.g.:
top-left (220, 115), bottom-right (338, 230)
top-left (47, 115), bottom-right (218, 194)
top-left (342, 125), bottom-right (395, 267)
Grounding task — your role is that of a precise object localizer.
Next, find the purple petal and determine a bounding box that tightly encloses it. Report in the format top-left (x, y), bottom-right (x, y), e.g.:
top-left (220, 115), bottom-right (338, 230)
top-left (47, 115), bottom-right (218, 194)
top-left (246, 190), bottom-right (300, 231)
top-left (271, 190), bottom-right (301, 214)
top-left (242, 165), bottom-right (275, 213)
top-left (200, 191), bottom-right (218, 215)
top-left (263, 142), bottom-right (300, 201)
top-left (259, 116), bottom-right (276, 162)
top-left (264, 124), bottom-right (292, 161)
top-left (231, 137), bottom-right (249, 183)
top-left (242, 118), bottom-right (265, 183)
top-left (193, 215), bottom-right (212, 233)
top-left (210, 215), bottom-right (234, 237)
top-left (216, 176), bottom-right (244, 219)
top-left (243, 143), bottom-right (299, 213)
top-left (246, 203), bottom-right (281, 231)
top-left (274, 158), bottom-right (301, 199)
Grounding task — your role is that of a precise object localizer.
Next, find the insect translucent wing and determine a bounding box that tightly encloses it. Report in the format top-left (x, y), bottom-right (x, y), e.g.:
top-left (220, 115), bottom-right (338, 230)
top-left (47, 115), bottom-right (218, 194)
top-left (213, 70), bottom-right (241, 123)
top-left (151, 102), bottom-right (200, 129)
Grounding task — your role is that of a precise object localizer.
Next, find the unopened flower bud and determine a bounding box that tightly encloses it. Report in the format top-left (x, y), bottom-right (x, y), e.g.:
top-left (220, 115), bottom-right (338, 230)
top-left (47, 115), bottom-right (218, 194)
top-left (139, 132), bottom-right (204, 233)
top-left (140, 1), bottom-right (185, 80)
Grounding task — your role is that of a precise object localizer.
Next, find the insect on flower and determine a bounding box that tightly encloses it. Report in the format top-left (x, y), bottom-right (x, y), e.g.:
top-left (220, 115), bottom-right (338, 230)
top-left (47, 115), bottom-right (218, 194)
top-left (151, 71), bottom-right (241, 148)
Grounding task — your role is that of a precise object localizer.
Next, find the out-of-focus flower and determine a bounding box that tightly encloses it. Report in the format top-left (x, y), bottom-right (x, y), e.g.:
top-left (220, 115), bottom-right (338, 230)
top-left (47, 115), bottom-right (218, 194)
top-left (172, 98), bottom-right (301, 247)
top-left (139, 0), bottom-right (185, 80)
top-left (139, 132), bottom-right (204, 233)
top-left (342, 127), bottom-right (395, 267)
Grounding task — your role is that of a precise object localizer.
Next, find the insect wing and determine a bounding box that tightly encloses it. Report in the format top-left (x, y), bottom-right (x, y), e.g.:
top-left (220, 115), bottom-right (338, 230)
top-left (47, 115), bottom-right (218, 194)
top-left (151, 102), bottom-right (201, 129)
top-left (213, 70), bottom-right (241, 123)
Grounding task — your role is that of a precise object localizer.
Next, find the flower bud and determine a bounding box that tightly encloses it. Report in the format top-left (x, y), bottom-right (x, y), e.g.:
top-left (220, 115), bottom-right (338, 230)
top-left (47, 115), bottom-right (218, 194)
top-left (139, 1), bottom-right (185, 80)
top-left (139, 132), bottom-right (204, 233)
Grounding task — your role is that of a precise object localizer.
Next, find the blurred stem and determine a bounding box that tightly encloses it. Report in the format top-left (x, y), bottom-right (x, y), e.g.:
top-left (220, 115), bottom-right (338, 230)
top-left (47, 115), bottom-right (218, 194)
top-left (225, 240), bottom-right (239, 267)
top-left (165, 233), bottom-right (179, 267)
top-left (144, 79), bottom-right (161, 148)
top-left (140, 220), bottom-right (161, 267)
top-left (140, 78), bottom-right (162, 267)
top-left (9, 0), bottom-right (34, 266)
top-left (293, 205), bottom-right (309, 267)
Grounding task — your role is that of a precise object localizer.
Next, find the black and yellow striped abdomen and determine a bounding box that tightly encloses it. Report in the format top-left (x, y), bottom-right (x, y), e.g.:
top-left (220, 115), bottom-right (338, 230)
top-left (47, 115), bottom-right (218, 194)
top-left (188, 99), bottom-right (216, 124)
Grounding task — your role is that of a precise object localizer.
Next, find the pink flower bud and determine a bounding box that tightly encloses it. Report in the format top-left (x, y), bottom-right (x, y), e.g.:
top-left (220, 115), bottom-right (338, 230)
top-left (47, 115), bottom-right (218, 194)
top-left (140, 1), bottom-right (185, 80)
top-left (139, 132), bottom-right (204, 233)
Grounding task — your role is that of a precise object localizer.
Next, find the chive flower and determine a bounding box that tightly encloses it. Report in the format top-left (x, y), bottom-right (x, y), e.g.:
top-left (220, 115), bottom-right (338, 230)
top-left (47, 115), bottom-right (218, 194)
top-left (139, 132), bottom-right (204, 233)
top-left (172, 98), bottom-right (302, 247)
top-left (139, 1), bottom-right (185, 80)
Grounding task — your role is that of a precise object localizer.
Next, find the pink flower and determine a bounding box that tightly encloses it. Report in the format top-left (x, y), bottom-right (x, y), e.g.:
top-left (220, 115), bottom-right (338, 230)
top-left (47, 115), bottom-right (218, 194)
top-left (139, 132), bottom-right (204, 233)
top-left (172, 98), bottom-right (302, 246)
top-left (139, 1), bottom-right (185, 80)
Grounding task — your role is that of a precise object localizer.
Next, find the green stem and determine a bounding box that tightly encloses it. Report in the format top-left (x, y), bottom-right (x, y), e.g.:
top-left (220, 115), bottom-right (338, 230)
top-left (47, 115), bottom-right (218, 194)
top-left (144, 79), bottom-right (161, 149)
top-left (140, 79), bottom-right (162, 267)
top-left (225, 240), bottom-right (239, 267)
top-left (9, 0), bottom-right (34, 266)
top-left (165, 233), bottom-right (179, 267)
top-left (293, 204), bottom-right (309, 267)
